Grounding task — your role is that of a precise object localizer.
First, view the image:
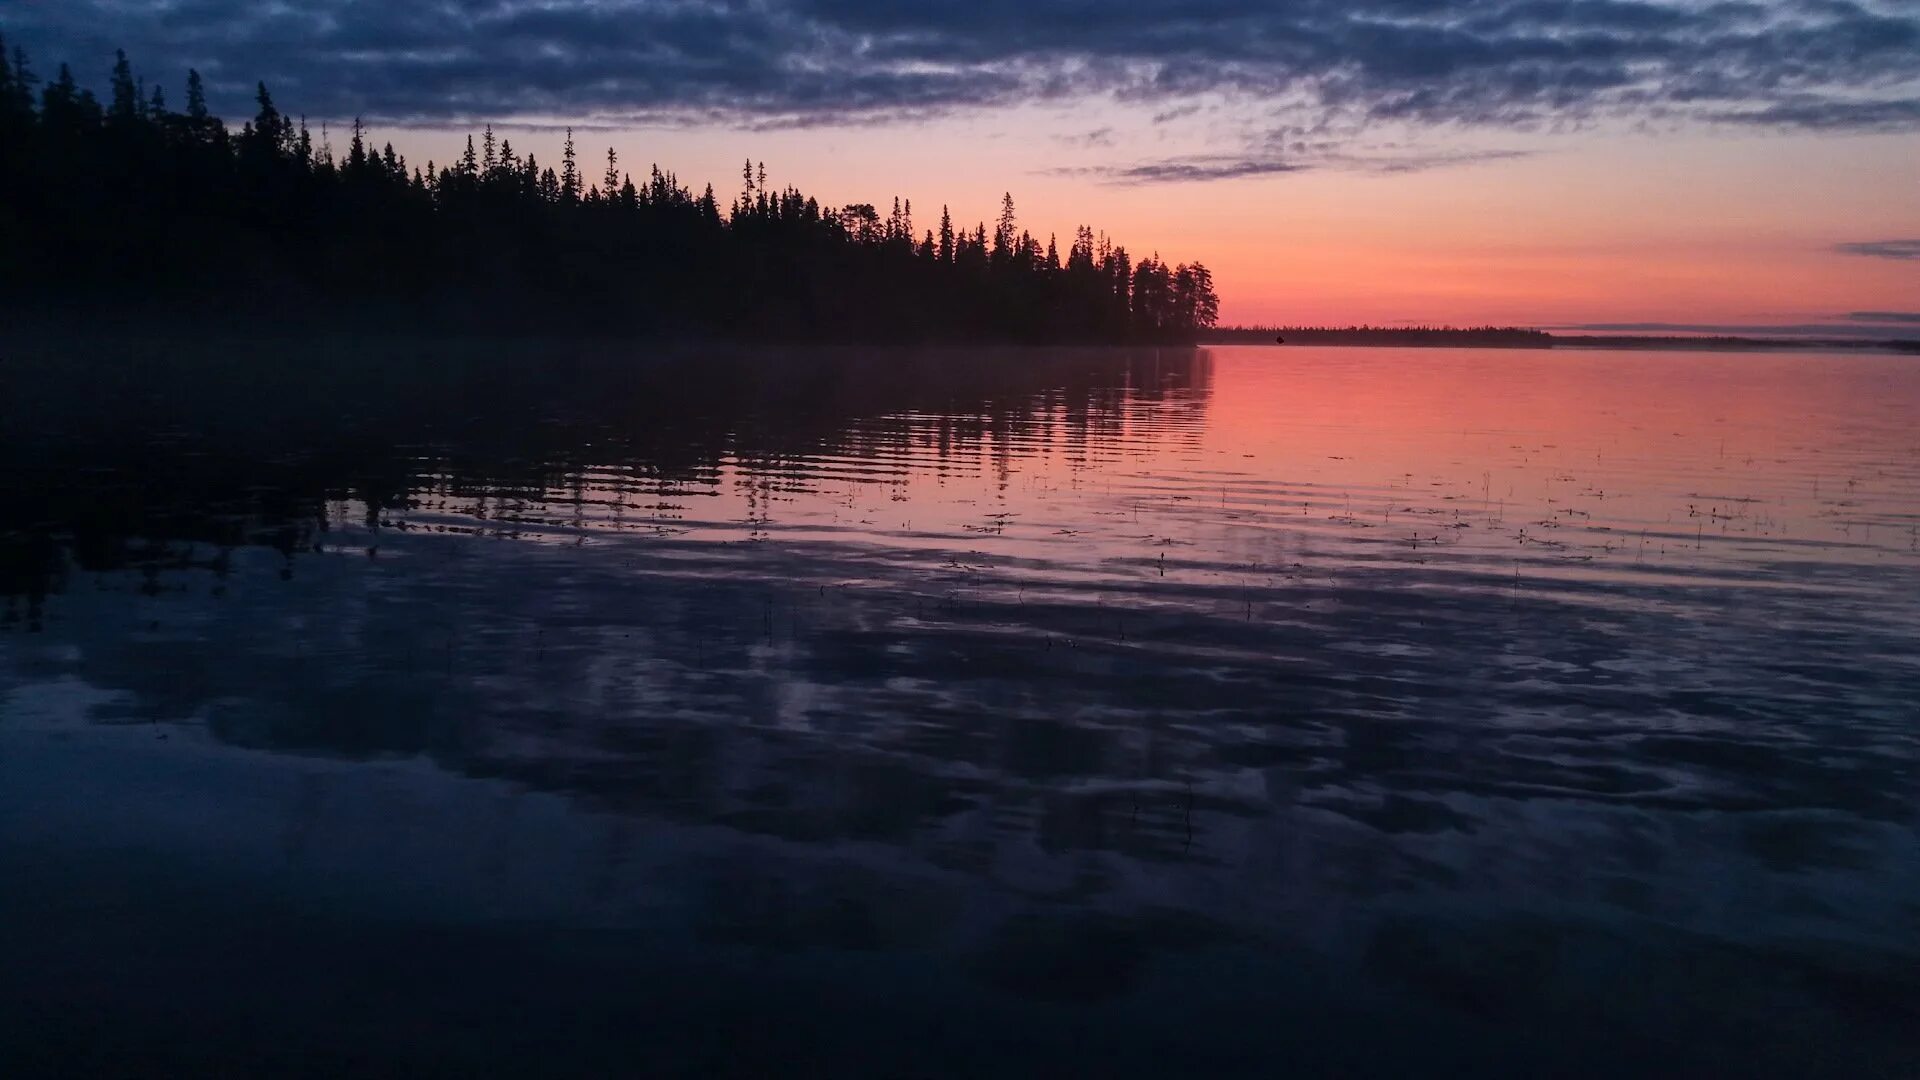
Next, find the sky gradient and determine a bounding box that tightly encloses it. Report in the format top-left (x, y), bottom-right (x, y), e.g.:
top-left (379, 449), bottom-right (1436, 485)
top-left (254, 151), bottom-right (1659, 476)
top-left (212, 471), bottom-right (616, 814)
top-left (5, 0), bottom-right (1916, 328)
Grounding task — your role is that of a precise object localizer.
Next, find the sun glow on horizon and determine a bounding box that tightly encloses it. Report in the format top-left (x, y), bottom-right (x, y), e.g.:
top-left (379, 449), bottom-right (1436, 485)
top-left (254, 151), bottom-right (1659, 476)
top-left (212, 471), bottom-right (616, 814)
top-left (372, 114), bottom-right (1918, 330)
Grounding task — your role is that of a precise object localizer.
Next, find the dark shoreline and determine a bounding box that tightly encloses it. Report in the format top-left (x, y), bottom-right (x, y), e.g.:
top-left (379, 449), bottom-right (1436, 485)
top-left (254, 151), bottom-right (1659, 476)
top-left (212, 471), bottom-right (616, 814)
top-left (9, 319), bottom-right (1912, 357)
top-left (1202, 327), bottom-right (1920, 354)
top-left (1548, 334), bottom-right (1919, 354)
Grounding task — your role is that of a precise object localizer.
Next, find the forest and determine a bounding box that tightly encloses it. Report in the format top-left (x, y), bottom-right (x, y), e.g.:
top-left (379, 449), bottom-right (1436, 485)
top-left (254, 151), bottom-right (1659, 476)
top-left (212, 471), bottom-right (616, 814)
top-left (0, 40), bottom-right (1219, 344)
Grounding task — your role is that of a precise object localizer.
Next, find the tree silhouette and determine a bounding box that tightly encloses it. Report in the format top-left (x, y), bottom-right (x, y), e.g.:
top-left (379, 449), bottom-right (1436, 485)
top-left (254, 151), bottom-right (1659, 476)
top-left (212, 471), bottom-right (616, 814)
top-left (0, 44), bottom-right (1221, 344)
top-left (107, 49), bottom-right (138, 128)
top-left (560, 127), bottom-right (579, 203)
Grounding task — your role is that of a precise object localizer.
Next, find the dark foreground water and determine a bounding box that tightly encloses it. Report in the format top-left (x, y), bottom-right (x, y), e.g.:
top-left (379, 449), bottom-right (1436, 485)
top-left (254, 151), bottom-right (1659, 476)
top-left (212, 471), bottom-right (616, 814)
top-left (2, 342), bottom-right (1917, 1077)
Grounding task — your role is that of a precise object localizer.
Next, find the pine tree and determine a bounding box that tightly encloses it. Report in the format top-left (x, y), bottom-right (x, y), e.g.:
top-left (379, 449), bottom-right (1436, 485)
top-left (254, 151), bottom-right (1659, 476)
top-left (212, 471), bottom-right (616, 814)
top-left (1185, 262), bottom-right (1218, 328)
top-left (185, 69), bottom-right (208, 123)
top-left (0, 38), bottom-right (36, 137)
top-left (346, 117), bottom-right (370, 177)
top-left (993, 193), bottom-right (1017, 266)
top-left (560, 128), bottom-right (579, 202)
top-left (107, 49), bottom-right (138, 128)
top-left (40, 64), bottom-right (86, 135)
top-left (242, 82), bottom-right (290, 167)
top-left (1070, 226), bottom-right (1095, 271)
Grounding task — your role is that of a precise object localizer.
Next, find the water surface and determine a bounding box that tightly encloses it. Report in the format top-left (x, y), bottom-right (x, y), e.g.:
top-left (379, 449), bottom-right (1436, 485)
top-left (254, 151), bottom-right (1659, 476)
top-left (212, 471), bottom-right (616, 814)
top-left (3, 344), bottom-right (1917, 1076)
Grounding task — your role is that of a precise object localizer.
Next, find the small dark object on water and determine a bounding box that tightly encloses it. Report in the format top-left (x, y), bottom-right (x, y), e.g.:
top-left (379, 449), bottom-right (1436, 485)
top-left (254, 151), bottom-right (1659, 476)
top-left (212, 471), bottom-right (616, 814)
top-left (1275, 336), bottom-right (1286, 344)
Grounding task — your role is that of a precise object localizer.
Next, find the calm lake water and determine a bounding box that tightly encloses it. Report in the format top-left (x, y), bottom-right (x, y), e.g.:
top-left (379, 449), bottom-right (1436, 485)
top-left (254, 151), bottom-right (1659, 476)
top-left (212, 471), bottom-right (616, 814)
top-left (3, 344), bottom-right (1918, 1076)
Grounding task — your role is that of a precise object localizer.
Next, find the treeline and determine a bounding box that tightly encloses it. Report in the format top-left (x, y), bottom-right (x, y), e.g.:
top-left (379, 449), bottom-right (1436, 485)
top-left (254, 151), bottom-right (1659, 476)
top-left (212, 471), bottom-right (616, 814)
top-left (0, 41), bottom-right (1219, 343)
top-left (1552, 335), bottom-right (1920, 354)
top-left (1206, 325), bottom-right (1920, 354)
top-left (1205, 325), bottom-right (1554, 347)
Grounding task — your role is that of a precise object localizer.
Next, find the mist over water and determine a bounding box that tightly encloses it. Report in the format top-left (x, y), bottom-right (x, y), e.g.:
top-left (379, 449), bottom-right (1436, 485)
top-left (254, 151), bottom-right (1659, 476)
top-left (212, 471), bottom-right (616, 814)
top-left (3, 344), bottom-right (1918, 1076)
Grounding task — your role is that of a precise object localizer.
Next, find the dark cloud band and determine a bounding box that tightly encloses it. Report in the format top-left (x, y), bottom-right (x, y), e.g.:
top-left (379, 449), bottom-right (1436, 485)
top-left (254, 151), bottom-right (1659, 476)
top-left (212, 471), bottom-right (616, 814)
top-left (1837, 240), bottom-right (1920, 261)
top-left (4, 1), bottom-right (1915, 137)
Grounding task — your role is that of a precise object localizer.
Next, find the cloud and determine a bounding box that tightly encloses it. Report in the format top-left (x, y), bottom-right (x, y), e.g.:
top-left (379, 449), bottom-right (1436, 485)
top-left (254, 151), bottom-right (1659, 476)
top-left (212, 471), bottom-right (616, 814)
top-left (1356, 147), bottom-right (1536, 174)
top-left (1063, 157), bottom-right (1314, 184)
top-left (1848, 310), bottom-right (1920, 324)
top-left (1049, 146), bottom-right (1532, 184)
top-left (1054, 127), bottom-right (1117, 149)
top-left (1714, 98), bottom-right (1920, 130)
top-left (3, 0), bottom-right (1917, 144)
top-left (1836, 239), bottom-right (1920, 260)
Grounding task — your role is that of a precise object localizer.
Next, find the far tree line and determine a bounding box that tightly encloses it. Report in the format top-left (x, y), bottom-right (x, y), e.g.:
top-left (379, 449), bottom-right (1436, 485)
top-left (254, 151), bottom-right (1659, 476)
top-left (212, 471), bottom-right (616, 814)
top-left (1206, 326), bottom-right (1553, 347)
top-left (0, 40), bottom-right (1220, 344)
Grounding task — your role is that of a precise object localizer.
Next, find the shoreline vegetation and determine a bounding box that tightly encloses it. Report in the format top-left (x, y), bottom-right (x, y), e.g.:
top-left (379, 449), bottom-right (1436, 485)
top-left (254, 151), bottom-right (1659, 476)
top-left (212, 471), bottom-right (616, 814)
top-left (0, 40), bottom-right (1217, 345)
top-left (1205, 326), bottom-right (1920, 354)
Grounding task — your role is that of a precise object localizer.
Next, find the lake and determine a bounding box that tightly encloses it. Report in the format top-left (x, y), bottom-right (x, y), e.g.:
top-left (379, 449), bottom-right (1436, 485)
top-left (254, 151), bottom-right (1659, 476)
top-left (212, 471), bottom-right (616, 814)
top-left (2, 343), bottom-right (1917, 1077)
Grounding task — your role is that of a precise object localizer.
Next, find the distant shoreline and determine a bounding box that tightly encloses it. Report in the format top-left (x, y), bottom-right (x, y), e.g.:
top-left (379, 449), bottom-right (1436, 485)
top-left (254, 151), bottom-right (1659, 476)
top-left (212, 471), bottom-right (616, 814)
top-left (7, 315), bottom-right (1915, 357)
top-left (1546, 335), bottom-right (1918, 354)
top-left (1202, 326), bottom-right (1920, 354)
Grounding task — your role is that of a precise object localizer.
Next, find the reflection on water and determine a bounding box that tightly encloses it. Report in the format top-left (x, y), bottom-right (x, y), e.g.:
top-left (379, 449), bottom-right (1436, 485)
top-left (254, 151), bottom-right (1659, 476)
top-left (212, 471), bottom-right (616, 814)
top-left (3, 343), bottom-right (1918, 1076)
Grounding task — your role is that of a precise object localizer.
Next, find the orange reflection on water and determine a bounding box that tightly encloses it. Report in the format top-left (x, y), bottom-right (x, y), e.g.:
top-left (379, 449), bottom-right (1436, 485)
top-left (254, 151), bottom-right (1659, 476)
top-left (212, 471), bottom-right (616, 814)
top-left (432, 345), bottom-right (1920, 622)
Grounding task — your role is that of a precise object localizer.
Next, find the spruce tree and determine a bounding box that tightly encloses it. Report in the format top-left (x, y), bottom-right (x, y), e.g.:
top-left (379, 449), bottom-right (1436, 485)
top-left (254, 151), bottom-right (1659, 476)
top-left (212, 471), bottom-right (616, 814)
top-left (560, 128), bottom-right (579, 202)
top-left (107, 49), bottom-right (137, 127)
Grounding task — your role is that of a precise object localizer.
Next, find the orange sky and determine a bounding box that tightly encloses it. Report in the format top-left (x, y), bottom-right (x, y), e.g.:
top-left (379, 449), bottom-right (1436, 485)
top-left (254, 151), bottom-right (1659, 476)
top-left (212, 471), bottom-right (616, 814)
top-left (391, 112), bottom-right (1917, 329)
top-left (11, 0), bottom-right (1916, 330)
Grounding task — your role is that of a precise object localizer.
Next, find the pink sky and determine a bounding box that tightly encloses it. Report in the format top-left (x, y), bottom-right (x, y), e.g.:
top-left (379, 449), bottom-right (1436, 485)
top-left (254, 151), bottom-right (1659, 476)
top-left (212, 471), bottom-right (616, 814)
top-left (388, 115), bottom-right (1916, 329)
top-left (13, 0), bottom-right (1915, 330)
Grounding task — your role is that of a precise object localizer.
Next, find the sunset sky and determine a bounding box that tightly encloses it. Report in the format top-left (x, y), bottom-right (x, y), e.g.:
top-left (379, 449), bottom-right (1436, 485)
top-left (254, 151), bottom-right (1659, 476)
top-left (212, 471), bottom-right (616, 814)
top-left (6, 0), bottom-right (1916, 329)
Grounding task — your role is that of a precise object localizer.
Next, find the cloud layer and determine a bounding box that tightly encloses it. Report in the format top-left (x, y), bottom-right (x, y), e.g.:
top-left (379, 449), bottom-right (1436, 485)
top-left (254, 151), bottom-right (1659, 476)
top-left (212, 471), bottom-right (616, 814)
top-left (1048, 146), bottom-right (1540, 184)
top-left (1837, 239), bottom-right (1920, 260)
top-left (5, 2), bottom-right (1916, 142)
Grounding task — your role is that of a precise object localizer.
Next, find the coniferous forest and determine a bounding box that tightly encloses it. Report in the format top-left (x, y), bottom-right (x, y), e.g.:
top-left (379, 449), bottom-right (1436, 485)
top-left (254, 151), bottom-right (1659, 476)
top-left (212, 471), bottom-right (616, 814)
top-left (0, 42), bottom-right (1220, 343)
